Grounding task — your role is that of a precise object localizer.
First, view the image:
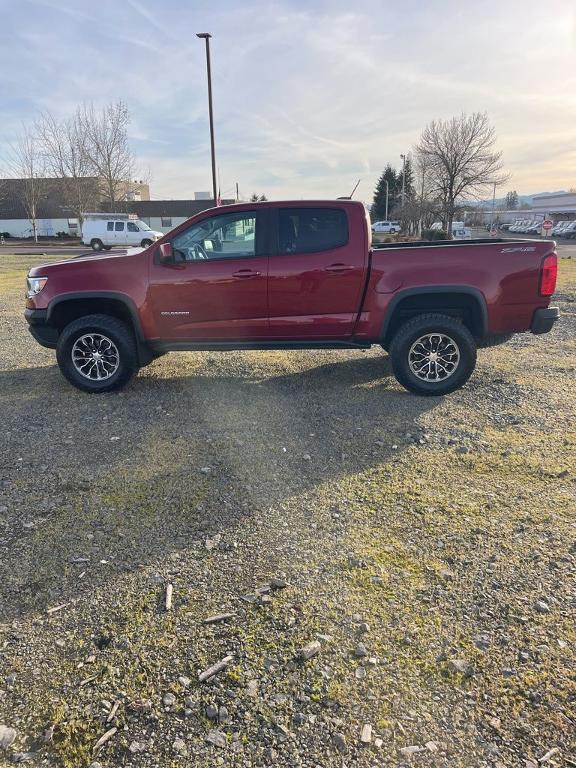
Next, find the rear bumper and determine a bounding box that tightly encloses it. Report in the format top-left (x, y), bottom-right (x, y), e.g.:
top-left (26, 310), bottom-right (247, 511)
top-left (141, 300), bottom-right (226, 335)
top-left (25, 308), bottom-right (58, 349)
top-left (531, 307), bottom-right (560, 335)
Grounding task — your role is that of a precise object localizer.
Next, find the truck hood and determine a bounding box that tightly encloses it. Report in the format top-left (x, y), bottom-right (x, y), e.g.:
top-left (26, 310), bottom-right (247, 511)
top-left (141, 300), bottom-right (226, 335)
top-left (28, 248), bottom-right (145, 277)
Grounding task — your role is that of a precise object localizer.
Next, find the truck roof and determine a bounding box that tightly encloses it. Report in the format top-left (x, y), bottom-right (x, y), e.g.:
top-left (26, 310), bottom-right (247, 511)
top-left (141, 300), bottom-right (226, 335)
top-left (198, 199), bottom-right (366, 212)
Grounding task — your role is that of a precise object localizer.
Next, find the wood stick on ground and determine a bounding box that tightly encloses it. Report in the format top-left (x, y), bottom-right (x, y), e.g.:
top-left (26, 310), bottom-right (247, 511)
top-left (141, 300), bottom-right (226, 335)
top-left (47, 603), bottom-right (69, 614)
top-left (202, 612), bottom-right (236, 625)
top-left (106, 700), bottom-right (120, 723)
top-left (198, 655), bottom-right (234, 683)
top-left (93, 727), bottom-right (117, 751)
top-left (165, 583), bottom-right (173, 611)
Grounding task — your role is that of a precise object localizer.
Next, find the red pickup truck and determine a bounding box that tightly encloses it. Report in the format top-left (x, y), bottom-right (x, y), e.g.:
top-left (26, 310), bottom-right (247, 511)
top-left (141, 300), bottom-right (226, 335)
top-left (25, 200), bottom-right (559, 395)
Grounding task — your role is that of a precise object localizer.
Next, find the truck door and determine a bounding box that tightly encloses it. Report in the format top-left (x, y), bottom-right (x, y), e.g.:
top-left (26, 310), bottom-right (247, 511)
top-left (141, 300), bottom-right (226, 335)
top-left (149, 208), bottom-right (269, 340)
top-left (268, 206), bottom-right (367, 338)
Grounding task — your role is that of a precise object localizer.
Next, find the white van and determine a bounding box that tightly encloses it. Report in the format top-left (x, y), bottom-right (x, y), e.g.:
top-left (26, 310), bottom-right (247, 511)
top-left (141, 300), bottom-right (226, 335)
top-left (371, 220), bottom-right (401, 234)
top-left (82, 214), bottom-right (163, 251)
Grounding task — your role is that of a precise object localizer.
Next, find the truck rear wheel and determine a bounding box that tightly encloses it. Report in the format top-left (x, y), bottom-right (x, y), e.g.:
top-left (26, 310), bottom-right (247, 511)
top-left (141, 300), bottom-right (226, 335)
top-left (56, 314), bottom-right (138, 393)
top-left (389, 313), bottom-right (477, 396)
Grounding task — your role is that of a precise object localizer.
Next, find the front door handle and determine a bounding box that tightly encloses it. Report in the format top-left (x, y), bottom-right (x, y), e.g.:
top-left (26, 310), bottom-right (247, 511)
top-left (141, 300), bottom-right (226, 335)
top-left (232, 269), bottom-right (261, 279)
top-left (324, 263), bottom-right (355, 273)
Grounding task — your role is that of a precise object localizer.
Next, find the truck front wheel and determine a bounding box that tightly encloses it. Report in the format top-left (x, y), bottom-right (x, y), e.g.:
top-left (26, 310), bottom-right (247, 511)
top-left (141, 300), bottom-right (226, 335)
top-left (389, 313), bottom-right (477, 396)
top-left (56, 314), bottom-right (138, 393)
top-left (90, 239), bottom-right (104, 251)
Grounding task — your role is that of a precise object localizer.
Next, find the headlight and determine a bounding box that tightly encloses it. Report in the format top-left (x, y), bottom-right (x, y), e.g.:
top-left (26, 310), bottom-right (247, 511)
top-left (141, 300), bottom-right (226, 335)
top-left (26, 276), bottom-right (48, 298)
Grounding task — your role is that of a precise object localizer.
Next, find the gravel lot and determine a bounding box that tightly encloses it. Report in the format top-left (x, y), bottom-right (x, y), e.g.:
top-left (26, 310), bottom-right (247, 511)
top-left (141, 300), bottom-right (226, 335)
top-left (0, 255), bottom-right (574, 768)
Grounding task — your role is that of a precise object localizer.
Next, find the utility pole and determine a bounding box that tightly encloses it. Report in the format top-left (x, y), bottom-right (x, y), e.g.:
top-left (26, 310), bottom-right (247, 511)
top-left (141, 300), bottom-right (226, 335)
top-left (400, 153), bottom-right (406, 207)
top-left (196, 33), bottom-right (217, 206)
top-left (490, 181), bottom-right (497, 232)
top-left (385, 180), bottom-right (389, 220)
top-left (419, 163), bottom-right (426, 236)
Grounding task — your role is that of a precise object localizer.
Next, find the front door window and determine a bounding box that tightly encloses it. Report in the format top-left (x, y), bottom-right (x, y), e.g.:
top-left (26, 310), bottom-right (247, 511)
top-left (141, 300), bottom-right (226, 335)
top-left (172, 212), bottom-right (258, 262)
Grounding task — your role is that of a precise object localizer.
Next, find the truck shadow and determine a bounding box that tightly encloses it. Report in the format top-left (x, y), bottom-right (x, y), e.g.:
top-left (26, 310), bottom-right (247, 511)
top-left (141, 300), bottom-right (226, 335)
top-left (0, 352), bottom-right (441, 622)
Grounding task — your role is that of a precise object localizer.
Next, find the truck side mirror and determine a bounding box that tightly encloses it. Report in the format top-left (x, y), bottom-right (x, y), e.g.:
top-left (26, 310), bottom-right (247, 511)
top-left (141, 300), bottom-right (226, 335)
top-left (159, 242), bottom-right (173, 264)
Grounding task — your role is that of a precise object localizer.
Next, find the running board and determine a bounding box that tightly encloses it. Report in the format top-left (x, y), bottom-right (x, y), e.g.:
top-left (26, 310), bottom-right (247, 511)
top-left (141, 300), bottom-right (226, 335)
top-left (150, 340), bottom-right (373, 353)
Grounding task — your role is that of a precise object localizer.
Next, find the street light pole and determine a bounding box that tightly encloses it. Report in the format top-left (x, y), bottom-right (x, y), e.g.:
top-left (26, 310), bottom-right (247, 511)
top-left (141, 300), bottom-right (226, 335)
top-left (196, 32), bottom-right (218, 206)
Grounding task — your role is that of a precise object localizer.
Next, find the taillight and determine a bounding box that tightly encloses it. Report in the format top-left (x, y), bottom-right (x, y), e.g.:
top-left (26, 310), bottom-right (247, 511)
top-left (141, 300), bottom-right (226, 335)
top-left (540, 254), bottom-right (557, 296)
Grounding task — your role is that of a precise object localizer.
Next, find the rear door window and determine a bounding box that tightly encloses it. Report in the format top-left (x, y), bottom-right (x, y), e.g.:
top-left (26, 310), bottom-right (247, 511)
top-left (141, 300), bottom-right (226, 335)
top-left (278, 208), bottom-right (348, 254)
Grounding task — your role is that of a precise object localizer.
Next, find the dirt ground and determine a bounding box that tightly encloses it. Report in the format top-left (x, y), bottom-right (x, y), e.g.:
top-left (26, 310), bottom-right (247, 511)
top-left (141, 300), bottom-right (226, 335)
top-left (0, 255), bottom-right (574, 768)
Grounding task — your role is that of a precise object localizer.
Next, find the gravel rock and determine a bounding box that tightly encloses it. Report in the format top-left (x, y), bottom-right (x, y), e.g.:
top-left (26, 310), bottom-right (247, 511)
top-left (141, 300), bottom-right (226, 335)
top-left (172, 737), bottom-right (187, 755)
top-left (354, 642), bottom-right (369, 658)
top-left (0, 726), bottom-right (17, 749)
top-left (178, 675), bottom-right (191, 687)
top-left (332, 732), bottom-right (348, 753)
top-left (296, 640), bottom-right (321, 660)
top-left (162, 693), bottom-right (176, 707)
top-left (360, 723), bottom-right (372, 744)
top-left (448, 658), bottom-right (471, 675)
top-left (400, 745), bottom-right (423, 757)
top-left (206, 729), bottom-right (227, 748)
top-left (218, 705), bottom-right (230, 723)
top-left (206, 704), bottom-right (219, 720)
top-left (534, 599), bottom-right (551, 614)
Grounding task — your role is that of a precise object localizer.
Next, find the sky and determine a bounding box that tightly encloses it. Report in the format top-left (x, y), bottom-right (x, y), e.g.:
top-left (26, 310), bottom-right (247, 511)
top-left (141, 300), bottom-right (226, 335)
top-left (0, 0), bottom-right (574, 202)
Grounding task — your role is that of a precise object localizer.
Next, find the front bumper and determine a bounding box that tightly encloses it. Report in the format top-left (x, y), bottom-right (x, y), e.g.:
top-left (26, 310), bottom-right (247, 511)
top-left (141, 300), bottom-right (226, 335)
top-left (25, 308), bottom-right (58, 349)
top-left (531, 307), bottom-right (560, 335)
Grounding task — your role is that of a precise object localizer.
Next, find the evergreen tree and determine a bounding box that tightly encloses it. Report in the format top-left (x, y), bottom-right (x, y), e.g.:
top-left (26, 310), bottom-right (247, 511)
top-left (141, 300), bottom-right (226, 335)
top-left (371, 164), bottom-right (399, 221)
top-left (505, 190), bottom-right (519, 209)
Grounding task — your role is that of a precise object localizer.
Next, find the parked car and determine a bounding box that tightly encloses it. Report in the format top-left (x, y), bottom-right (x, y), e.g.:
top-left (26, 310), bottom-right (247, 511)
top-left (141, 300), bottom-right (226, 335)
top-left (82, 215), bottom-right (163, 251)
top-left (551, 221), bottom-right (569, 236)
top-left (561, 221), bottom-right (576, 239)
top-left (372, 220), bottom-right (401, 234)
top-left (525, 221), bottom-right (544, 235)
top-left (25, 200), bottom-right (559, 396)
top-left (452, 227), bottom-right (472, 240)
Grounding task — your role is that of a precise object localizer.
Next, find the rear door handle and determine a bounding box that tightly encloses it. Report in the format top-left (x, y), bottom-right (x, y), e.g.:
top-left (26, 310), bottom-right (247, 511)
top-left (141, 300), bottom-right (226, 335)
top-left (324, 263), bottom-right (355, 273)
top-left (232, 269), bottom-right (261, 278)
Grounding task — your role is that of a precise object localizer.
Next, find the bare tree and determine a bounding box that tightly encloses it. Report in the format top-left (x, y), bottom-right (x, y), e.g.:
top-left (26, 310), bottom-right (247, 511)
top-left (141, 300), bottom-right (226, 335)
top-left (35, 109), bottom-right (97, 233)
top-left (79, 101), bottom-right (136, 207)
top-left (415, 112), bottom-right (508, 237)
top-left (6, 127), bottom-right (46, 242)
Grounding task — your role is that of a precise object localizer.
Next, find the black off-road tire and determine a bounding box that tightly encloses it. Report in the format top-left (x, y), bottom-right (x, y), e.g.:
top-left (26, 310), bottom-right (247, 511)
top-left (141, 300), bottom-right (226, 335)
top-left (477, 332), bottom-right (514, 349)
top-left (389, 313), bottom-right (477, 396)
top-left (56, 314), bottom-right (138, 393)
top-left (141, 238), bottom-right (153, 248)
top-left (90, 239), bottom-right (104, 251)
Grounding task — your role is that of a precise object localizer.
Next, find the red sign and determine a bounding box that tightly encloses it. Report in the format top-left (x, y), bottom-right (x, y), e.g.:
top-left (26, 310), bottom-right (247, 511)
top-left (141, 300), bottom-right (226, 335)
top-left (542, 219), bottom-right (553, 231)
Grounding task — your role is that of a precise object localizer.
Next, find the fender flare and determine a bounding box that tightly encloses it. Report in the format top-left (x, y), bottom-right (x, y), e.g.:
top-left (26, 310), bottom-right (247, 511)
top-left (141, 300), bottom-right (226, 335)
top-left (46, 291), bottom-right (153, 366)
top-left (380, 285), bottom-right (488, 344)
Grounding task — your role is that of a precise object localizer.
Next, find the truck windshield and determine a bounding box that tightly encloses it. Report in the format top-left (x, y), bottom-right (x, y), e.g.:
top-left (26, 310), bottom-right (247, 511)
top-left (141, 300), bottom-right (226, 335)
top-left (135, 220), bottom-right (152, 231)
